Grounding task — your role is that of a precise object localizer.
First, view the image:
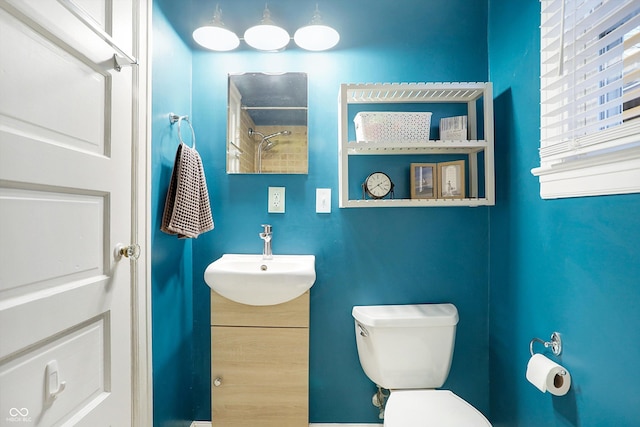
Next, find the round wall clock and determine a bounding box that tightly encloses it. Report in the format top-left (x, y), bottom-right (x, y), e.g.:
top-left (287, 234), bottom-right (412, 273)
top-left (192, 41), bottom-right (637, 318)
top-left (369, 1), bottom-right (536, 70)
top-left (362, 171), bottom-right (394, 199)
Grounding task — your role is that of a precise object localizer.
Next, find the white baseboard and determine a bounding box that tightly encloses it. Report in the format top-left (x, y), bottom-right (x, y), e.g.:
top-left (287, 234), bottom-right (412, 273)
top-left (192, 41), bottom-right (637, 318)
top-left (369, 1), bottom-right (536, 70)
top-left (192, 423), bottom-right (381, 427)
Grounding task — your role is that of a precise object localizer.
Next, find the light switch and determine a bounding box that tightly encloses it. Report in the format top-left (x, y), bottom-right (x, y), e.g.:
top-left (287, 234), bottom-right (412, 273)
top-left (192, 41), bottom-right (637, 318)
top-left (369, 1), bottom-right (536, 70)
top-left (268, 187), bottom-right (285, 213)
top-left (316, 188), bottom-right (331, 213)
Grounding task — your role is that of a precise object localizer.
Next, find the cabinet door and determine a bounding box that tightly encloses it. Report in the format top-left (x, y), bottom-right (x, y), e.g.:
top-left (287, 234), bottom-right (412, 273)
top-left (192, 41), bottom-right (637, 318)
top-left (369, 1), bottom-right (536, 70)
top-left (212, 326), bottom-right (309, 426)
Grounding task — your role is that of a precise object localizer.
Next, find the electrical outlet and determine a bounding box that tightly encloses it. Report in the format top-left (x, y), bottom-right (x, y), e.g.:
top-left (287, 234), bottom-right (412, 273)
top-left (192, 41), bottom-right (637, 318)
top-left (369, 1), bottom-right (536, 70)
top-left (268, 187), bottom-right (285, 213)
top-left (316, 188), bottom-right (331, 213)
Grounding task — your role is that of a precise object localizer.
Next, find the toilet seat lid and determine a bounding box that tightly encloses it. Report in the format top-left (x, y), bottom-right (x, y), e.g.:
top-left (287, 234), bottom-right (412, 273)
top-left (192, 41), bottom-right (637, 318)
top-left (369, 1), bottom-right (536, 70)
top-left (384, 390), bottom-right (491, 426)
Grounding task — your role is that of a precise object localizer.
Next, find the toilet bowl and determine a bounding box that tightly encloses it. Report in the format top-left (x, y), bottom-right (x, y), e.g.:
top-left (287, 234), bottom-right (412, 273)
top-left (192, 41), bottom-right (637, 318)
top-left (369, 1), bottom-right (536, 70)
top-left (384, 390), bottom-right (490, 426)
top-left (352, 304), bottom-right (491, 426)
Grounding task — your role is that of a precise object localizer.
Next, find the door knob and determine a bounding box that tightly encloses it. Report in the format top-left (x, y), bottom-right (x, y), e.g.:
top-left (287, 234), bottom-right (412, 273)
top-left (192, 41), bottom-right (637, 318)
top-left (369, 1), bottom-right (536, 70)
top-left (115, 243), bottom-right (140, 260)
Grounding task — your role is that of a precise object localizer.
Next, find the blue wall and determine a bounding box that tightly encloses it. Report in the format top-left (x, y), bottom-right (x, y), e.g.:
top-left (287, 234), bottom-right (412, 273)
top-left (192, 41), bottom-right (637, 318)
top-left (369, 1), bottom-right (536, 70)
top-left (151, 1), bottom-right (640, 425)
top-left (187, 1), bottom-right (490, 423)
top-left (151, 3), bottom-right (195, 427)
top-left (179, 0), bottom-right (489, 424)
top-left (488, 0), bottom-right (640, 426)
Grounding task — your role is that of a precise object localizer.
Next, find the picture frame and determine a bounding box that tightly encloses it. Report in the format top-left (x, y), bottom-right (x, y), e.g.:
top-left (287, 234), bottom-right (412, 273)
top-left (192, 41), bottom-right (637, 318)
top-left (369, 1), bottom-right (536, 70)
top-left (410, 163), bottom-right (437, 199)
top-left (438, 160), bottom-right (465, 199)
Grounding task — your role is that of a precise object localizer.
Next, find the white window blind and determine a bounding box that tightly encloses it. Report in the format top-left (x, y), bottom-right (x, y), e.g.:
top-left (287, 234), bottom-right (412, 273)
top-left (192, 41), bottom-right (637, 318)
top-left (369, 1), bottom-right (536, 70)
top-left (533, 0), bottom-right (640, 198)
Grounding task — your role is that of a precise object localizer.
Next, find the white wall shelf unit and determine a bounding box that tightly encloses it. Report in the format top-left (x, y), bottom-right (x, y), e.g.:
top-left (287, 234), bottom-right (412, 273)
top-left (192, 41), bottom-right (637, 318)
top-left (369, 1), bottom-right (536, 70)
top-left (338, 82), bottom-right (495, 208)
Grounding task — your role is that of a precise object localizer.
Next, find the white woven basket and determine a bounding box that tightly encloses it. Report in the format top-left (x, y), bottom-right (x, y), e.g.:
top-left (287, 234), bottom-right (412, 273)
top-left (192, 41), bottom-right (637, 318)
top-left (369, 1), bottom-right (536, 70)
top-left (354, 112), bottom-right (432, 143)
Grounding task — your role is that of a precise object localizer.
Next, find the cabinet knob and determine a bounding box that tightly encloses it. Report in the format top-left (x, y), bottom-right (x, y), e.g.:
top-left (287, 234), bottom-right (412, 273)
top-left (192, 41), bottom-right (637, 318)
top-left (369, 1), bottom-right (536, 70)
top-left (213, 377), bottom-right (222, 387)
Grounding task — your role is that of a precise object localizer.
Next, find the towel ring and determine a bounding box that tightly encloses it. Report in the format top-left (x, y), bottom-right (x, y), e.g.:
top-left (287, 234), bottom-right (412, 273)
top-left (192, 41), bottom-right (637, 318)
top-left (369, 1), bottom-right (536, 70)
top-left (169, 113), bottom-right (196, 149)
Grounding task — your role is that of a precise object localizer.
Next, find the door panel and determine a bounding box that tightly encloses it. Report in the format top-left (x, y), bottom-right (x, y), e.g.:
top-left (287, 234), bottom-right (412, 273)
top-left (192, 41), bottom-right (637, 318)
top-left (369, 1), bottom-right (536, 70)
top-left (0, 10), bottom-right (108, 154)
top-left (0, 0), bottom-right (136, 425)
top-left (1, 317), bottom-right (108, 426)
top-left (0, 189), bottom-right (105, 296)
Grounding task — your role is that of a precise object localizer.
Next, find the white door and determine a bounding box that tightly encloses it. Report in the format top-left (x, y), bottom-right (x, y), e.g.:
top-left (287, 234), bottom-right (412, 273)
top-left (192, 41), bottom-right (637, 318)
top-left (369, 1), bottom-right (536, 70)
top-left (0, 0), bottom-right (140, 425)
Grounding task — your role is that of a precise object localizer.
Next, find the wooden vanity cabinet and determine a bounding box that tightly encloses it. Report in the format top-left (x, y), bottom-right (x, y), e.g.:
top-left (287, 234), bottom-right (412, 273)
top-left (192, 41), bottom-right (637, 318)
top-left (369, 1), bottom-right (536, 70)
top-left (211, 291), bottom-right (309, 427)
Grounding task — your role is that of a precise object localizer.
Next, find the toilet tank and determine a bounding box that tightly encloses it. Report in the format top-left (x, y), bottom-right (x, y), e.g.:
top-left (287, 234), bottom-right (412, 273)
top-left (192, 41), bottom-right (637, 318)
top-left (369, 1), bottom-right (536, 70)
top-left (352, 304), bottom-right (459, 389)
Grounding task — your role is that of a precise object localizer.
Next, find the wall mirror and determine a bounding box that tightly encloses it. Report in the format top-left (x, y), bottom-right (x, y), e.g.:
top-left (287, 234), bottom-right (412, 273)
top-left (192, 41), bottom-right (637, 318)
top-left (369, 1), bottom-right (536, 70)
top-left (227, 72), bottom-right (308, 174)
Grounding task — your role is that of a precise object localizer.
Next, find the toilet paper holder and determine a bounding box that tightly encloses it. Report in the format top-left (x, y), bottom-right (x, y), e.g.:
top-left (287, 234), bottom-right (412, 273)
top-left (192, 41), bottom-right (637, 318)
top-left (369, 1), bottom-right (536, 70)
top-left (529, 332), bottom-right (562, 357)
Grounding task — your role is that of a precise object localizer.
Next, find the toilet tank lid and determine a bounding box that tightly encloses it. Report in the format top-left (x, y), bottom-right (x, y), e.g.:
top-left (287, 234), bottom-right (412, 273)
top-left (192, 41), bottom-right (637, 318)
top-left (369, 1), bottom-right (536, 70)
top-left (352, 304), bottom-right (459, 327)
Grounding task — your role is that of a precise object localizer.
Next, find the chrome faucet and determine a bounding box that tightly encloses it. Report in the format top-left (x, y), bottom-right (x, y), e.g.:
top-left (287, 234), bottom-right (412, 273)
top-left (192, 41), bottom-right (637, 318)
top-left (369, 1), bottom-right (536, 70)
top-left (259, 224), bottom-right (273, 259)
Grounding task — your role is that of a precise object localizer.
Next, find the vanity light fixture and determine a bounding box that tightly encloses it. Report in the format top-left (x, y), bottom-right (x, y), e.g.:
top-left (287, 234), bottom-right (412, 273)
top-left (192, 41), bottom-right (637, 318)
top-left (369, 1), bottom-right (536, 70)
top-left (244, 4), bottom-right (290, 51)
top-left (192, 5), bottom-right (240, 52)
top-left (193, 3), bottom-right (340, 52)
top-left (294, 4), bottom-right (340, 51)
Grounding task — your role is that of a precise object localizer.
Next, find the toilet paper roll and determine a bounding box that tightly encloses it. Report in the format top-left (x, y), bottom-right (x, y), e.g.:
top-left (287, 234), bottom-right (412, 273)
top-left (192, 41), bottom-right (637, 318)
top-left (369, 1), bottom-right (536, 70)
top-left (526, 353), bottom-right (571, 396)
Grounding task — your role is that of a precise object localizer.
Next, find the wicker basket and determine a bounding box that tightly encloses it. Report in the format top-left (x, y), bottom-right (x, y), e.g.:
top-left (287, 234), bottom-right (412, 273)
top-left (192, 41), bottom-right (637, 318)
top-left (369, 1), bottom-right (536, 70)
top-left (354, 112), bottom-right (432, 143)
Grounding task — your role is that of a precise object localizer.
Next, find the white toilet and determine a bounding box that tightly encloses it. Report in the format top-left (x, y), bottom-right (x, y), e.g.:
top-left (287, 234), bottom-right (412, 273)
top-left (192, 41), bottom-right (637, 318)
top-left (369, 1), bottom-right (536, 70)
top-left (352, 303), bottom-right (491, 426)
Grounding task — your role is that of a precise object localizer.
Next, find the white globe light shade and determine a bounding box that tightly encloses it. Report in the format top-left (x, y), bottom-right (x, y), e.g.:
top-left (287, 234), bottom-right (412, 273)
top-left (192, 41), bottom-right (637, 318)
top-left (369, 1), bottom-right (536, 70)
top-left (294, 24), bottom-right (340, 51)
top-left (193, 26), bottom-right (240, 51)
top-left (244, 24), bottom-right (290, 51)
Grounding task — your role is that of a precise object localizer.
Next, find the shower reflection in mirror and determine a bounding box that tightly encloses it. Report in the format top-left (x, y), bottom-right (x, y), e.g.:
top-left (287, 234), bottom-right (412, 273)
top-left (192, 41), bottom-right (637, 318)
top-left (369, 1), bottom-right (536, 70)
top-left (227, 72), bottom-right (308, 174)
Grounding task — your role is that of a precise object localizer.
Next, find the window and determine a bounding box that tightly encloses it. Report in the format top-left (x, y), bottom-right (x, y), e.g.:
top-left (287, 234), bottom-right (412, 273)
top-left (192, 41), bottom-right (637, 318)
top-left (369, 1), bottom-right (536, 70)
top-left (533, 0), bottom-right (640, 199)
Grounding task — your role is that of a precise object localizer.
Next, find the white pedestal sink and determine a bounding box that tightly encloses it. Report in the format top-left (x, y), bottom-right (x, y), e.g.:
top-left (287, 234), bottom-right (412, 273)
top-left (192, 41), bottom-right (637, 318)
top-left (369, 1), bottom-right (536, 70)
top-left (204, 254), bottom-right (316, 306)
